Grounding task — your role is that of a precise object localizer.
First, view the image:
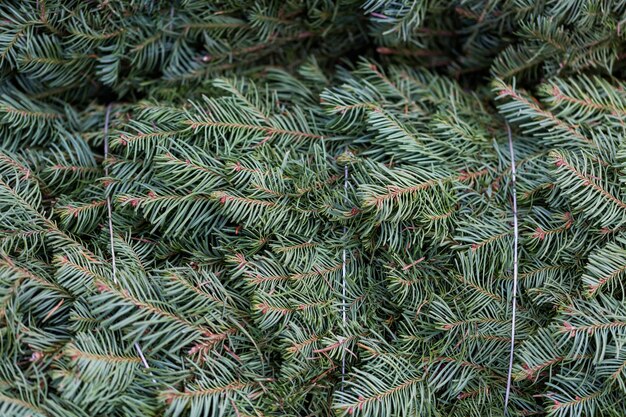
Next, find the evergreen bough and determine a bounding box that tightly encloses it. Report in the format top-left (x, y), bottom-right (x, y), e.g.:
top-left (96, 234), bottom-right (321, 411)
top-left (2, 1), bottom-right (626, 416)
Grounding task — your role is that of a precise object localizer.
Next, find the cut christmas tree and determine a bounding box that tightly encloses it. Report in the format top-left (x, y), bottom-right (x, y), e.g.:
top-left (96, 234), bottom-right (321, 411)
top-left (2, 1), bottom-right (626, 416)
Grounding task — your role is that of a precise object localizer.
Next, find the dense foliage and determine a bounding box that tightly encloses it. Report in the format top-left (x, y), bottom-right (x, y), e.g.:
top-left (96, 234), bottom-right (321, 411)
top-left (2, 1), bottom-right (626, 416)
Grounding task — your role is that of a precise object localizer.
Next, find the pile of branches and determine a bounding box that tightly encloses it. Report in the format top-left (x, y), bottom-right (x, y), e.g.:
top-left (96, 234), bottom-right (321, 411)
top-left (2, 1), bottom-right (626, 416)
